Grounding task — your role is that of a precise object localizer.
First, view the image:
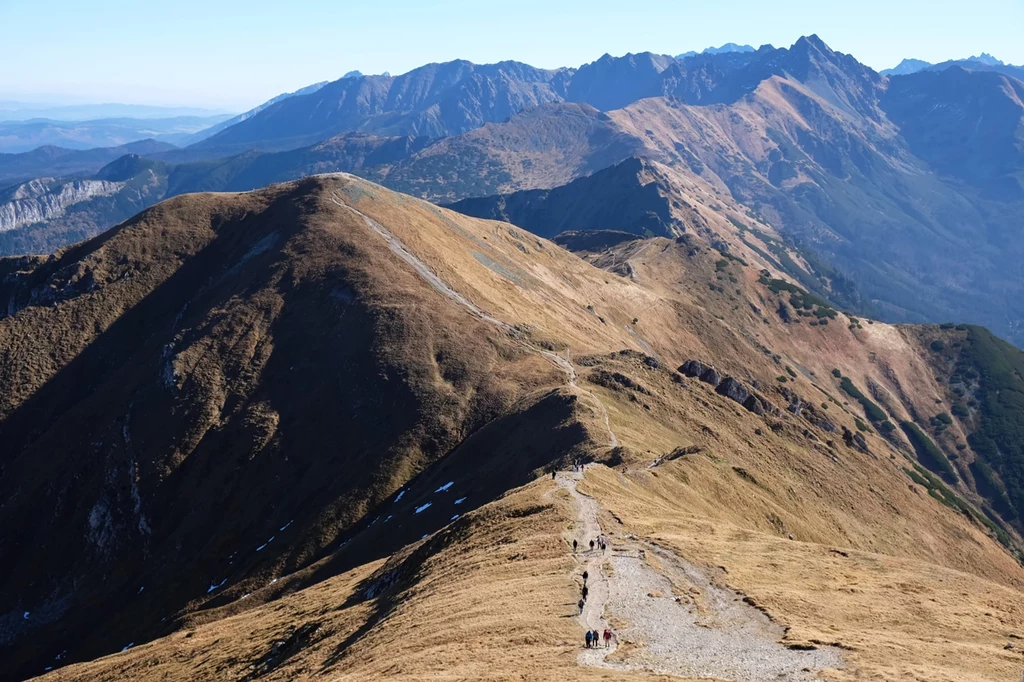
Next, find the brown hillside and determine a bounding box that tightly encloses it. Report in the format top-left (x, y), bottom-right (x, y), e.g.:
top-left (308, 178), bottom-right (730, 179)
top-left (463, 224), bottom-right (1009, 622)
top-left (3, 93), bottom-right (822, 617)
top-left (4, 174), bottom-right (1023, 681)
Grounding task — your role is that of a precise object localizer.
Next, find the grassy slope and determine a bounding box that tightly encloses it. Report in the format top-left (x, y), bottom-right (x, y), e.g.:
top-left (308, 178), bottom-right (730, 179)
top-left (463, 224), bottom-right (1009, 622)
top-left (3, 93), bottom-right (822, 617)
top-left (6, 174), bottom-right (1024, 680)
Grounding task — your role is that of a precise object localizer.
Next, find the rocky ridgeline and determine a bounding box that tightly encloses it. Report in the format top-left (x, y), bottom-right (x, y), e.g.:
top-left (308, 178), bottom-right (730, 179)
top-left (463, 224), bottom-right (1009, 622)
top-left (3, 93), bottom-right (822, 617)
top-left (678, 359), bottom-right (773, 416)
top-left (679, 359), bottom-right (870, 454)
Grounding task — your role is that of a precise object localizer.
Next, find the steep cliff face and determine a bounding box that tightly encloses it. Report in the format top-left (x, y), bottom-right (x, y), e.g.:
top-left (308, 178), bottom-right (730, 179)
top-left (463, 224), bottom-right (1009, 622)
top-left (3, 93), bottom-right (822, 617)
top-left (0, 178), bottom-right (124, 232)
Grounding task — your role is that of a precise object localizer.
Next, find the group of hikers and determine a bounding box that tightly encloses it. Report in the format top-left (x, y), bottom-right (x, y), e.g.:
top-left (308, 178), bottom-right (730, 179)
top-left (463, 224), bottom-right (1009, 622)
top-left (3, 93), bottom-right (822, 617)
top-left (551, 458), bottom-right (588, 480)
top-left (577, 569), bottom-right (615, 648)
top-left (584, 628), bottom-right (613, 649)
top-left (571, 536), bottom-right (607, 554)
top-left (553, 462), bottom-right (615, 650)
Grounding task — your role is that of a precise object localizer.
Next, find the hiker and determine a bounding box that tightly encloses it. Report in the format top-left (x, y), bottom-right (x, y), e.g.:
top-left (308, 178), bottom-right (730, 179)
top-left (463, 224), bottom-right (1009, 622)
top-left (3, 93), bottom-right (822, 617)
top-left (585, 630), bottom-right (592, 648)
top-left (602, 541), bottom-right (607, 553)
top-left (582, 570), bottom-right (588, 586)
top-left (551, 469), bottom-right (556, 480)
top-left (592, 630), bottom-right (600, 647)
top-left (589, 539), bottom-right (595, 551)
top-left (572, 539), bottom-right (578, 553)
top-left (578, 599), bottom-right (585, 615)
top-left (581, 585), bottom-right (589, 601)
top-left (603, 628), bottom-right (612, 647)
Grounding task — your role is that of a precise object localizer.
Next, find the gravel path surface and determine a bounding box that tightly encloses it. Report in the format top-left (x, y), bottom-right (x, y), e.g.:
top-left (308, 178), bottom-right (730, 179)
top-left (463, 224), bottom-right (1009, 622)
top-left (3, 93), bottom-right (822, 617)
top-left (558, 469), bottom-right (842, 681)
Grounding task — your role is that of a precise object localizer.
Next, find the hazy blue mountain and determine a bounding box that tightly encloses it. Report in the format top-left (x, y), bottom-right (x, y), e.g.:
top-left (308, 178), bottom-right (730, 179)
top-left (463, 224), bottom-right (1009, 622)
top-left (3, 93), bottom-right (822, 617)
top-left (192, 60), bottom-right (571, 152)
top-left (0, 139), bottom-right (176, 187)
top-left (565, 52), bottom-right (676, 110)
top-left (880, 58), bottom-right (933, 75)
top-left (676, 42), bottom-right (758, 59)
top-left (0, 102), bottom-right (232, 122)
top-left (183, 81), bottom-right (331, 144)
top-left (0, 115), bottom-right (232, 153)
top-left (926, 55), bottom-right (1024, 81)
top-left (883, 53), bottom-right (1024, 80)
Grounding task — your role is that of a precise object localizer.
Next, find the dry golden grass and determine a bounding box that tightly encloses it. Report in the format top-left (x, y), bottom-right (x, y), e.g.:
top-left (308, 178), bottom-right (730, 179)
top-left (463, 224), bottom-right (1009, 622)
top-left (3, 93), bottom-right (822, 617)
top-left (581, 465), bottom-right (1024, 682)
top-left (44, 480), bottom-right (690, 682)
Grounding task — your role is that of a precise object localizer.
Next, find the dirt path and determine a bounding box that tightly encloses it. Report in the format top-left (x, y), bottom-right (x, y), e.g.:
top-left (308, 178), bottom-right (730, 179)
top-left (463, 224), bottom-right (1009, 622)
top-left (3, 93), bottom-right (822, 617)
top-left (557, 468), bottom-right (842, 681)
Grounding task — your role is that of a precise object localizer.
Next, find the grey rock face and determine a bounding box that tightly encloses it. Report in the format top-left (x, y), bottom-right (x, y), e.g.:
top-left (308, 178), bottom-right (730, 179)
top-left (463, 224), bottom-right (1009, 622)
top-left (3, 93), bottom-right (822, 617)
top-left (699, 367), bottom-right (722, 387)
top-left (0, 178), bottom-right (123, 232)
top-left (716, 377), bottom-right (751, 404)
top-left (679, 360), bottom-right (708, 378)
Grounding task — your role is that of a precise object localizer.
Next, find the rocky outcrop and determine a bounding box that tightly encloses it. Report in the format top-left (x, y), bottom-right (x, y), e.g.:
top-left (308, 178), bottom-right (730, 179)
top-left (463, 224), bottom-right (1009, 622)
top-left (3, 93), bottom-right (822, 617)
top-left (681, 360), bottom-right (772, 416)
top-left (843, 427), bottom-right (869, 452)
top-left (0, 178), bottom-right (124, 232)
top-left (716, 377), bottom-right (751, 404)
top-left (743, 394), bottom-right (767, 415)
top-left (679, 359), bottom-right (709, 377)
top-left (699, 367), bottom-right (722, 386)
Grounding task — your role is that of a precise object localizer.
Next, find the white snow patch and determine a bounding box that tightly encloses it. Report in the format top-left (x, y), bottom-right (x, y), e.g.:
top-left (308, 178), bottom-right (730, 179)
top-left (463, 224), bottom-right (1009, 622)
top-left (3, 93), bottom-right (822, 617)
top-left (435, 481), bottom-right (454, 492)
top-left (270, 578), bottom-right (279, 584)
top-left (450, 514), bottom-right (459, 521)
top-left (394, 490), bottom-right (406, 502)
top-left (207, 578), bottom-right (227, 593)
top-left (241, 593), bottom-right (251, 600)
top-left (421, 534), bottom-right (428, 540)
top-left (454, 497), bottom-right (467, 505)
top-left (138, 586), bottom-right (144, 594)
top-left (279, 520), bottom-right (293, 531)
top-left (122, 643), bottom-right (134, 652)
top-left (22, 611), bottom-right (29, 619)
top-left (256, 543), bottom-right (267, 552)
top-left (414, 502), bottom-right (432, 514)
top-left (383, 515), bottom-right (392, 523)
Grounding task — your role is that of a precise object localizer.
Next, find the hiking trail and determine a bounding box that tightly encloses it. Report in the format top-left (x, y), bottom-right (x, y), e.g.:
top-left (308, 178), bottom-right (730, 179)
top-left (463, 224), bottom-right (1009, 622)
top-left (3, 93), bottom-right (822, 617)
top-left (557, 467), bottom-right (842, 681)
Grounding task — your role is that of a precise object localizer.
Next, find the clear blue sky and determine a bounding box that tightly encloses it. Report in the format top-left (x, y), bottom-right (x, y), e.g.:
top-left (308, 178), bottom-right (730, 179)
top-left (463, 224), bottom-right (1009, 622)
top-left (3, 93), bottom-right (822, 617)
top-left (2, 0), bottom-right (1022, 111)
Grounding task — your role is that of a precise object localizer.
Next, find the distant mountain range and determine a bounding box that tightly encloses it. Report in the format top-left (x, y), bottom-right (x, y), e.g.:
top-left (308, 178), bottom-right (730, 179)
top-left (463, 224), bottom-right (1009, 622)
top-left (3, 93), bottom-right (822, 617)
top-left (4, 36), bottom-right (1024, 349)
top-left (0, 101), bottom-right (233, 122)
top-left (0, 115), bottom-right (230, 153)
top-left (0, 139), bottom-right (176, 187)
top-left (676, 42), bottom-right (759, 59)
top-left (882, 52), bottom-right (1024, 79)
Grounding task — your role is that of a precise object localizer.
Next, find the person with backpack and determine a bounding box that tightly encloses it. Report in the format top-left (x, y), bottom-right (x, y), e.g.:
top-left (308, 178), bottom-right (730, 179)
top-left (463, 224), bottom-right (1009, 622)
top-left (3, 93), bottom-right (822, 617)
top-left (585, 630), bottom-right (592, 648)
top-left (582, 570), bottom-right (588, 586)
top-left (572, 539), bottom-right (578, 553)
top-left (582, 585), bottom-right (589, 601)
top-left (603, 628), bottom-right (612, 647)
top-left (589, 539), bottom-right (595, 551)
top-left (578, 598), bottom-right (584, 615)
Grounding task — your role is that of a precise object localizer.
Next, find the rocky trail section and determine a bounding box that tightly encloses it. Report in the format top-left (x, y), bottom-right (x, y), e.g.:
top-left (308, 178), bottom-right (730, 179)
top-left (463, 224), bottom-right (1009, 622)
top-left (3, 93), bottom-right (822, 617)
top-left (558, 468), bottom-right (843, 681)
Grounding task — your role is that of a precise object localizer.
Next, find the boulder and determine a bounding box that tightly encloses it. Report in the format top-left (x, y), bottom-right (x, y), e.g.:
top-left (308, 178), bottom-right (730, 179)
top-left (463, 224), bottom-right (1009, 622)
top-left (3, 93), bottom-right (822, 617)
top-left (716, 377), bottom-right (751, 405)
top-left (699, 367), bottom-right (722, 387)
top-left (743, 395), bottom-right (766, 415)
top-left (679, 359), bottom-right (708, 378)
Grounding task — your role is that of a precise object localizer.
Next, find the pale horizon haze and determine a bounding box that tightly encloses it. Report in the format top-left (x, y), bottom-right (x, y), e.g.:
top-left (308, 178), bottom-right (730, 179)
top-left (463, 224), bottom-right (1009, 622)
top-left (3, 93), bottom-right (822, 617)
top-left (2, 0), bottom-right (1022, 111)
